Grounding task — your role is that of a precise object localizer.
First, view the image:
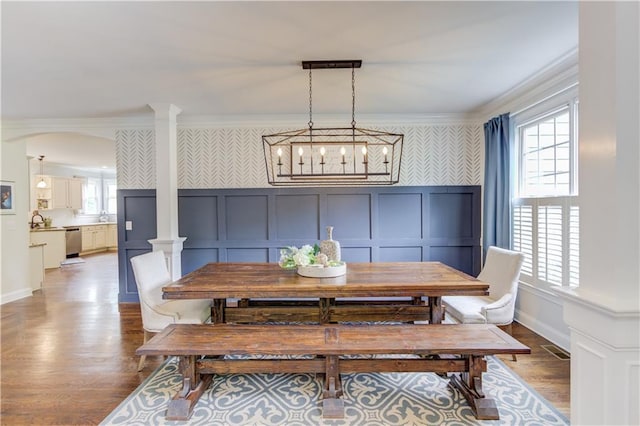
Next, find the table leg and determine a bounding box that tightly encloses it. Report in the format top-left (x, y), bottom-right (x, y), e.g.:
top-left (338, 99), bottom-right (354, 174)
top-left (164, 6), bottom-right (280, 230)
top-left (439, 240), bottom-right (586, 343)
top-left (429, 296), bottom-right (444, 324)
top-left (319, 298), bottom-right (334, 324)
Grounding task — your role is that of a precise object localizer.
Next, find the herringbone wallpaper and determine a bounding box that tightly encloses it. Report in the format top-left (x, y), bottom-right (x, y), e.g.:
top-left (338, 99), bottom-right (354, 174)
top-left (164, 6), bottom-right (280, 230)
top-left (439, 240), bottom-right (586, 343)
top-left (116, 124), bottom-right (482, 189)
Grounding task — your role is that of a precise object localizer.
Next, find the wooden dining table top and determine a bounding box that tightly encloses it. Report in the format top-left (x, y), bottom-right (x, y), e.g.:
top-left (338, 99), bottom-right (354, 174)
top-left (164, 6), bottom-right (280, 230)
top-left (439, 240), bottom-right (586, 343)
top-left (162, 262), bottom-right (489, 300)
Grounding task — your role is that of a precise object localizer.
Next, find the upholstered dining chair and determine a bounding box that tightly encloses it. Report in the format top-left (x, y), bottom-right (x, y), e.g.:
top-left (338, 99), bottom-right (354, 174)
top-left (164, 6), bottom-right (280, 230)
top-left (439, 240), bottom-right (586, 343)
top-left (130, 250), bottom-right (211, 371)
top-left (442, 246), bottom-right (525, 360)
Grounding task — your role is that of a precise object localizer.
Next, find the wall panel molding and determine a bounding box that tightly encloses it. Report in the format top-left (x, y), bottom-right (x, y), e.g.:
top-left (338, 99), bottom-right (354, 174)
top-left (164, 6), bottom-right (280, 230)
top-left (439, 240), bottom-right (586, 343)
top-left (118, 186), bottom-right (481, 303)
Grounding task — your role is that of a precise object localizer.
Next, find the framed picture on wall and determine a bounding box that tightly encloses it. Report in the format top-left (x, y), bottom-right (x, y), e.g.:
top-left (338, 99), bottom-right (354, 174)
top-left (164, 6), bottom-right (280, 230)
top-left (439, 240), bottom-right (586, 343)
top-left (1, 181), bottom-right (16, 214)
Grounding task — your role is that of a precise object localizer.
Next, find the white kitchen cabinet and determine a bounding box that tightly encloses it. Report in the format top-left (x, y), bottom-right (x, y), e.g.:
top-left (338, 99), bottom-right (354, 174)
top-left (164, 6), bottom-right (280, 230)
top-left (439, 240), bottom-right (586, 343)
top-left (30, 229), bottom-right (66, 269)
top-left (29, 243), bottom-right (45, 290)
top-left (81, 225), bottom-right (107, 253)
top-left (107, 224), bottom-right (118, 249)
top-left (51, 177), bottom-right (83, 210)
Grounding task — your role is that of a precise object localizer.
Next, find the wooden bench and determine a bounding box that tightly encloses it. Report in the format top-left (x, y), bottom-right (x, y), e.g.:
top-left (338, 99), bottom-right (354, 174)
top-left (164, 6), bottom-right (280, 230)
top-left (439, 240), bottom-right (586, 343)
top-left (136, 323), bottom-right (530, 421)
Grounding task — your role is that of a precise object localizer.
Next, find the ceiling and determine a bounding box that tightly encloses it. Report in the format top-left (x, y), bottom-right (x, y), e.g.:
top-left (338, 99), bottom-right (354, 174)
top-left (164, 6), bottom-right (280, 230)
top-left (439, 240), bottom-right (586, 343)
top-left (2, 1), bottom-right (578, 170)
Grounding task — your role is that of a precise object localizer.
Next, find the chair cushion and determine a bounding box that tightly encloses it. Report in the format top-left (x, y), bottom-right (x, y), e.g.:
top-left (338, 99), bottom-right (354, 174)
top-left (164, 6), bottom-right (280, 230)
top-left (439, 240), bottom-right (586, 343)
top-left (442, 295), bottom-right (493, 324)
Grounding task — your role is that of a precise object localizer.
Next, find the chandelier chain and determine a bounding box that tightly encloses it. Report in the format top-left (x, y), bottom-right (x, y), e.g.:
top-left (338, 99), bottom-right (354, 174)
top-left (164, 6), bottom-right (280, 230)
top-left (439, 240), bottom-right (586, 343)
top-left (308, 68), bottom-right (313, 129)
top-left (351, 66), bottom-right (356, 128)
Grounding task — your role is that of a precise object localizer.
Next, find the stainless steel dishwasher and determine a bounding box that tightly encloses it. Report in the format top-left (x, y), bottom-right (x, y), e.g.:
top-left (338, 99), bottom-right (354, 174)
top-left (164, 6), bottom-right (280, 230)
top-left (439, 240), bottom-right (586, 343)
top-left (65, 227), bottom-right (82, 258)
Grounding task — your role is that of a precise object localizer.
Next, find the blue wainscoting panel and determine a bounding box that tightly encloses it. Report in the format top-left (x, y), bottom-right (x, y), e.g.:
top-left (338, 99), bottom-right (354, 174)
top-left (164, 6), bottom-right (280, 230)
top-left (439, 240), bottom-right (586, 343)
top-left (275, 194), bottom-right (319, 240)
top-left (341, 247), bottom-right (372, 263)
top-left (326, 194), bottom-right (371, 240)
top-left (227, 248), bottom-right (269, 263)
top-left (118, 190), bottom-right (157, 303)
top-left (182, 248), bottom-right (219, 274)
top-left (123, 194), bottom-right (157, 244)
top-left (118, 186), bottom-right (481, 303)
top-left (179, 195), bottom-right (218, 242)
top-left (225, 195), bottom-right (269, 240)
top-left (379, 246), bottom-right (423, 262)
top-left (430, 246), bottom-right (475, 275)
top-left (429, 192), bottom-right (474, 239)
top-left (378, 192), bottom-right (422, 239)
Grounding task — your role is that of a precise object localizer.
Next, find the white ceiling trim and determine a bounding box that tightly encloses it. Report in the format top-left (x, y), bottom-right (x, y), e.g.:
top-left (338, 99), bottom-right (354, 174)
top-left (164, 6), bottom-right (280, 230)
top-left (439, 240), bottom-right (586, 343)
top-left (475, 48), bottom-right (579, 121)
top-left (2, 112), bottom-right (481, 137)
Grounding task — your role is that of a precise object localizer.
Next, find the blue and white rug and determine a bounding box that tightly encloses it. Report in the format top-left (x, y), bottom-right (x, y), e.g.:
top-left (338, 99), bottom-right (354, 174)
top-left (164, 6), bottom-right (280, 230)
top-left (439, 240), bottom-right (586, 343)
top-left (102, 356), bottom-right (568, 425)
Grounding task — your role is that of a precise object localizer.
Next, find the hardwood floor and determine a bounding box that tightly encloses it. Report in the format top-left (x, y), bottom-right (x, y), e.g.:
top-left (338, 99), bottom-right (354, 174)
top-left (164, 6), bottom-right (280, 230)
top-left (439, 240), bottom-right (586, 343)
top-left (0, 252), bottom-right (570, 424)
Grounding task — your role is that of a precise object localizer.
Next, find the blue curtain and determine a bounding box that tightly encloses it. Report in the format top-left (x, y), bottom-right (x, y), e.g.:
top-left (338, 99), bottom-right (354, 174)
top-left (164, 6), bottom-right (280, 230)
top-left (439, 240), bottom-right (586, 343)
top-left (483, 113), bottom-right (511, 256)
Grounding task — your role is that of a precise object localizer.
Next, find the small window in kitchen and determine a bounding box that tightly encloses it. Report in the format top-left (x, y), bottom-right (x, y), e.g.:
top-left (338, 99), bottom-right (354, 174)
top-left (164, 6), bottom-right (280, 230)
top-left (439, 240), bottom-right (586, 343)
top-left (84, 177), bottom-right (101, 215)
top-left (105, 178), bottom-right (117, 214)
top-left (83, 176), bottom-right (117, 215)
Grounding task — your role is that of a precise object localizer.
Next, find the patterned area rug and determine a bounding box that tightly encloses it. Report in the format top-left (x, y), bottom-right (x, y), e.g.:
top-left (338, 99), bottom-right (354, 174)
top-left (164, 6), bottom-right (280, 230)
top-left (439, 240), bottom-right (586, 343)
top-left (101, 356), bottom-right (568, 425)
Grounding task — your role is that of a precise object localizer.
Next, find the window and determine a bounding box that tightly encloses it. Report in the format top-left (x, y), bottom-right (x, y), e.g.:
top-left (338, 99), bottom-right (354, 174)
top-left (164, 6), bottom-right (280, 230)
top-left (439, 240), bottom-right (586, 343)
top-left (83, 176), bottom-right (117, 215)
top-left (519, 108), bottom-right (575, 197)
top-left (512, 93), bottom-right (579, 288)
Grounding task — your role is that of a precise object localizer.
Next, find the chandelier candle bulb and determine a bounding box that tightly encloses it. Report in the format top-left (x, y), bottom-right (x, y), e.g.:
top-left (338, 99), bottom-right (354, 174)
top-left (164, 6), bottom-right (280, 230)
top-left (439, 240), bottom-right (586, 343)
top-left (362, 146), bottom-right (368, 164)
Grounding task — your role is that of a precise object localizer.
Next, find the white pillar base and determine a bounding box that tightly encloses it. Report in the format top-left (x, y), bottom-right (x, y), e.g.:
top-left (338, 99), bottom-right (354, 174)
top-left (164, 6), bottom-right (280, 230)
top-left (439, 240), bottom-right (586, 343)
top-left (554, 287), bottom-right (640, 425)
top-left (148, 237), bottom-right (187, 280)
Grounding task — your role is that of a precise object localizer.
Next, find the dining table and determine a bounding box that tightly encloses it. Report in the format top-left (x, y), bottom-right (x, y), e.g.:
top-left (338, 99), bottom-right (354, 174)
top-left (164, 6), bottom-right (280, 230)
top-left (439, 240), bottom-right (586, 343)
top-left (163, 262), bottom-right (489, 324)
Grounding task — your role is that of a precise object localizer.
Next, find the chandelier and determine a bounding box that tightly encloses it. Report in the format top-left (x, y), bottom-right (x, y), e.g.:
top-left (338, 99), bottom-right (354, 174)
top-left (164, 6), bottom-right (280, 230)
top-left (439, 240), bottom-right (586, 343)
top-left (262, 60), bottom-right (403, 186)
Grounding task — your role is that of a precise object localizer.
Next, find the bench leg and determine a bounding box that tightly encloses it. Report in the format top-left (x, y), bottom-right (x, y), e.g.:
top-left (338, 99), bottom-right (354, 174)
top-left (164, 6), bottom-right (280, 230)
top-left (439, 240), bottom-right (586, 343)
top-left (498, 324), bottom-right (517, 361)
top-left (428, 296), bottom-right (444, 324)
top-left (448, 355), bottom-right (499, 420)
top-left (166, 356), bottom-right (213, 421)
top-left (322, 355), bottom-right (344, 419)
top-left (212, 298), bottom-right (226, 324)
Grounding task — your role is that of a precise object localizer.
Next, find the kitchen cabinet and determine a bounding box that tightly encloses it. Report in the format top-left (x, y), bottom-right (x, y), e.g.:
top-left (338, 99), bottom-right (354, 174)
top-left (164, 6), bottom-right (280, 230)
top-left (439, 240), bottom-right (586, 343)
top-left (107, 224), bottom-right (118, 249)
top-left (33, 176), bottom-right (83, 210)
top-left (29, 243), bottom-right (45, 290)
top-left (81, 225), bottom-right (107, 253)
top-left (51, 177), bottom-right (83, 209)
top-left (30, 229), bottom-right (66, 269)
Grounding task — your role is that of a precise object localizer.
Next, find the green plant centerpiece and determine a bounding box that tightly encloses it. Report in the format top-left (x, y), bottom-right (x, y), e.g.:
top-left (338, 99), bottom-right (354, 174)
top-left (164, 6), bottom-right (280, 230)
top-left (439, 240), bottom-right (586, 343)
top-left (279, 244), bottom-right (347, 277)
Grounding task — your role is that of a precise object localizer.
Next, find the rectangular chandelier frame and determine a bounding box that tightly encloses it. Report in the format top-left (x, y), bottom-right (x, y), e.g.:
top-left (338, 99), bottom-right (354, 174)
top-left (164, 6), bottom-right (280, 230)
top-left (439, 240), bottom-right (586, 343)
top-left (263, 126), bottom-right (403, 186)
top-left (263, 59), bottom-right (404, 186)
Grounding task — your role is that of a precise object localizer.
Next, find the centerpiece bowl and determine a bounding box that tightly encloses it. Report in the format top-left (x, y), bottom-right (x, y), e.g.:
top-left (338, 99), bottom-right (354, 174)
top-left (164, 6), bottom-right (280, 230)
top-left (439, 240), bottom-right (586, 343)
top-left (296, 262), bottom-right (347, 278)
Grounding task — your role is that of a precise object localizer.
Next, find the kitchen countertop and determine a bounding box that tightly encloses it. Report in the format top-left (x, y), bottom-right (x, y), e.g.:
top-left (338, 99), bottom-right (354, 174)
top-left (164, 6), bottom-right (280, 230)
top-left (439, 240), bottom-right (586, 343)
top-left (31, 223), bottom-right (118, 232)
top-left (30, 227), bottom-right (66, 232)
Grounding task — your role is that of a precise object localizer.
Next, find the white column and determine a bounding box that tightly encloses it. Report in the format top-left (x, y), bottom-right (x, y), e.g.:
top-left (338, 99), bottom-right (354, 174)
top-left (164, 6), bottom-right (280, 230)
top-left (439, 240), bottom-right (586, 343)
top-left (554, 2), bottom-right (639, 425)
top-left (147, 103), bottom-right (186, 280)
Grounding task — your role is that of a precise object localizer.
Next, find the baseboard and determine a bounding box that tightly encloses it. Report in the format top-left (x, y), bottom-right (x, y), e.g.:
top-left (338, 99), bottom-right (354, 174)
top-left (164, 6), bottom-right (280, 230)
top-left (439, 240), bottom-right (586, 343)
top-left (0, 288), bottom-right (34, 305)
top-left (515, 310), bottom-right (570, 352)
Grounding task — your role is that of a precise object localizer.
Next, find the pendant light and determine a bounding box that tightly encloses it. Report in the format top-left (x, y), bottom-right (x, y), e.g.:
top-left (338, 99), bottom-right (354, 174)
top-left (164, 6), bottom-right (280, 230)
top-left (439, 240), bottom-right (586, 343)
top-left (36, 155), bottom-right (47, 189)
top-left (262, 60), bottom-right (403, 186)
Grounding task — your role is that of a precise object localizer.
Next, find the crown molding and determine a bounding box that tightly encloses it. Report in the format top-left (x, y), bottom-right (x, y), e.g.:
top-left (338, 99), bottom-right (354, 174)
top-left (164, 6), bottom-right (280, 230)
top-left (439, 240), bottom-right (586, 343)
top-left (2, 113), bottom-right (481, 138)
top-left (474, 48), bottom-right (579, 121)
top-left (178, 113), bottom-right (480, 128)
